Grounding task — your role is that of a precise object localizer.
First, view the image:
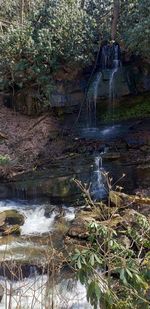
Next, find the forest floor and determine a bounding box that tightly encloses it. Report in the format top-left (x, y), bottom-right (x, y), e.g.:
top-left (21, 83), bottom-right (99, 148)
top-left (0, 100), bottom-right (70, 179)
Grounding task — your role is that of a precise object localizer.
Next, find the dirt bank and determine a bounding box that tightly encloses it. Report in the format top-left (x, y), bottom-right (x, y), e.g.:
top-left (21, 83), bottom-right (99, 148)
top-left (0, 101), bottom-right (68, 179)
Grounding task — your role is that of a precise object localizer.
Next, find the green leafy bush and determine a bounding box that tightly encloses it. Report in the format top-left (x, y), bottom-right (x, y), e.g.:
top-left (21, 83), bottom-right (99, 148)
top-left (0, 0), bottom-right (97, 104)
top-left (119, 0), bottom-right (150, 59)
top-left (72, 177), bottom-right (150, 309)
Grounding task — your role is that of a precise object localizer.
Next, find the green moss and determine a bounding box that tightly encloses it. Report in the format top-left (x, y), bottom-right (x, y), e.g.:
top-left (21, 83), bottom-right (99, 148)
top-left (101, 95), bottom-right (150, 123)
top-left (0, 155), bottom-right (10, 166)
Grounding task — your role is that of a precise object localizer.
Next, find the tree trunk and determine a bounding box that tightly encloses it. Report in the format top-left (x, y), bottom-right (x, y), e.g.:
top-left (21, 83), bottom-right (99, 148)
top-left (20, 0), bottom-right (24, 25)
top-left (81, 0), bottom-right (85, 9)
top-left (111, 0), bottom-right (120, 41)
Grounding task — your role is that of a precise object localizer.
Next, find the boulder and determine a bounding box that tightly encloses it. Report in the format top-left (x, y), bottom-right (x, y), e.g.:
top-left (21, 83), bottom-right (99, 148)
top-left (0, 210), bottom-right (24, 236)
top-left (0, 210), bottom-right (25, 226)
top-left (0, 261), bottom-right (47, 280)
top-left (67, 218), bottom-right (89, 240)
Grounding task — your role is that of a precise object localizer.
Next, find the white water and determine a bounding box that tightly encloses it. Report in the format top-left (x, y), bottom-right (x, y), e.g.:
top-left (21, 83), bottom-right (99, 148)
top-left (0, 201), bottom-right (57, 236)
top-left (0, 241), bottom-right (36, 252)
top-left (21, 208), bottom-right (56, 235)
top-left (0, 276), bottom-right (93, 309)
top-left (109, 60), bottom-right (119, 103)
top-left (0, 200), bottom-right (21, 211)
top-left (87, 72), bottom-right (102, 127)
top-left (109, 45), bottom-right (120, 122)
top-left (93, 72), bottom-right (102, 126)
top-left (92, 156), bottom-right (106, 200)
top-left (0, 201), bottom-right (76, 236)
top-left (0, 240), bottom-right (47, 261)
top-left (100, 124), bottom-right (121, 136)
top-left (63, 206), bottom-right (75, 221)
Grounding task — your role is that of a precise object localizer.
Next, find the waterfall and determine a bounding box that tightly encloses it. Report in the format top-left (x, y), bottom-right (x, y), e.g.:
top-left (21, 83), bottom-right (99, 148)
top-left (87, 72), bottom-right (102, 127)
top-left (93, 72), bottom-right (102, 126)
top-left (109, 45), bottom-right (120, 102)
top-left (91, 156), bottom-right (106, 200)
top-left (108, 44), bottom-right (120, 123)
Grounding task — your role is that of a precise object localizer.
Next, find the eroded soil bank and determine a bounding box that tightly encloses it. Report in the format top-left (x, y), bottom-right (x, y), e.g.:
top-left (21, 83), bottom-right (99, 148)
top-left (0, 99), bottom-right (73, 180)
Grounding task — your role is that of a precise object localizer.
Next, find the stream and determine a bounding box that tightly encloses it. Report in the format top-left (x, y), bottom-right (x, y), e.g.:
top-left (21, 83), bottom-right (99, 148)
top-left (0, 117), bottom-right (150, 308)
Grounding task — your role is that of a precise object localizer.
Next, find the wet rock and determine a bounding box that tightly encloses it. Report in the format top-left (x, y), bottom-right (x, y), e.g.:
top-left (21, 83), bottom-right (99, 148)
top-left (67, 219), bottom-right (89, 240)
top-left (102, 152), bottom-right (121, 161)
top-left (115, 140), bottom-right (128, 151)
top-left (44, 206), bottom-right (56, 218)
top-left (0, 184), bottom-right (12, 199)
top-left (134, 187), bottom-right (150, 198)
top-left (122, 209), bottom-right (141, 227)
top-left (140, 145), bottom-right (150, 152)
top-left (125, 133), bottom-right (150, 149)
top-left (0, 210), bottom-right (25, 226)
top-left (0, 261), bottom-right (47, 280)
top-left (0, 210), bottom-right (24, 236)
top-left (128, 120), bottom-right (142, 130)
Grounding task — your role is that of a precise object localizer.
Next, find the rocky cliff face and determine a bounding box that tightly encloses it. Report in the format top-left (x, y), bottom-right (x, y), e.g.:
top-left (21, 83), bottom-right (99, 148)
top-left (50, 56), bottom-right (150, 107)
top-left (1, 53), bottom-right (150, 111)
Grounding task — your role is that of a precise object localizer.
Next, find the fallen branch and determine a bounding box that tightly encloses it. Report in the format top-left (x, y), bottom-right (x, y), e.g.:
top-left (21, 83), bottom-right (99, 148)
top-left (26, 114), bottom-right (49, 133)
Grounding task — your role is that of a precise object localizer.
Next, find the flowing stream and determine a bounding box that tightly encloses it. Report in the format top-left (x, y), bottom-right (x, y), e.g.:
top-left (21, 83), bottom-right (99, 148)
top-left (0, 155), bottom-right (107, 308)
top-left (0, 275), bottom-right (93, 309)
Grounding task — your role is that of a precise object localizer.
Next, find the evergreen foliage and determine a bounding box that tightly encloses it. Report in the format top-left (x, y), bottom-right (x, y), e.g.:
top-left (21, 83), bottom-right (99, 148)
top-left (72, 177), bottom-right (150, 309)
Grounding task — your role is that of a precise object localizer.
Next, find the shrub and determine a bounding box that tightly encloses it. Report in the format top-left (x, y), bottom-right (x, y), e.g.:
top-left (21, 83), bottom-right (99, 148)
top-left (0, 1), bottom-right (97, 104)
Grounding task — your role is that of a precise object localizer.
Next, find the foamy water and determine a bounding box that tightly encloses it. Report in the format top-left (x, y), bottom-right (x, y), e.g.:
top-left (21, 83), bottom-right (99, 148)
top-left (0, 201), bottom-right (76, 236)
top-left (63, 206), bottom-right (75, 221)
top-left (21, 208), bottom-right (57, 235)
top-left (0, 240), bottom-right (47, 261)
top-left (0, 276), bottom-right (93, 309)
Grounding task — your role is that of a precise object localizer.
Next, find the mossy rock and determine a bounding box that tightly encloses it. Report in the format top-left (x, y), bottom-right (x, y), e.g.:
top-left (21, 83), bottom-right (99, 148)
top-left (67, 218), bottom-right (89, 239)
top-left (0, 261), bottom-right (47, 280)
top-left (0, 210), bottom-right (25, 226)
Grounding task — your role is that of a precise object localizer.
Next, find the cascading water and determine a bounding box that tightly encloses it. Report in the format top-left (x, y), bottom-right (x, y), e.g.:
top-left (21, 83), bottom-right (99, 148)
top-left (109, 44), bottom-right (120, 123)
top-left (91, 156), bottom-right (106, 200)
top-left (79, 42), bottom-right (125, 140)
top-left (87, 72), bottom-right (102, 128)
top-left (85, 42), bottom-right (120, 131)
top-left (0, 201), bottom-right (76, 236)
top-left (0, 275), bottom-right (93, 309)
top-left (21, 208), bottom-right (57, 235)
top-left (93, 72), bottom-right (102, 126)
